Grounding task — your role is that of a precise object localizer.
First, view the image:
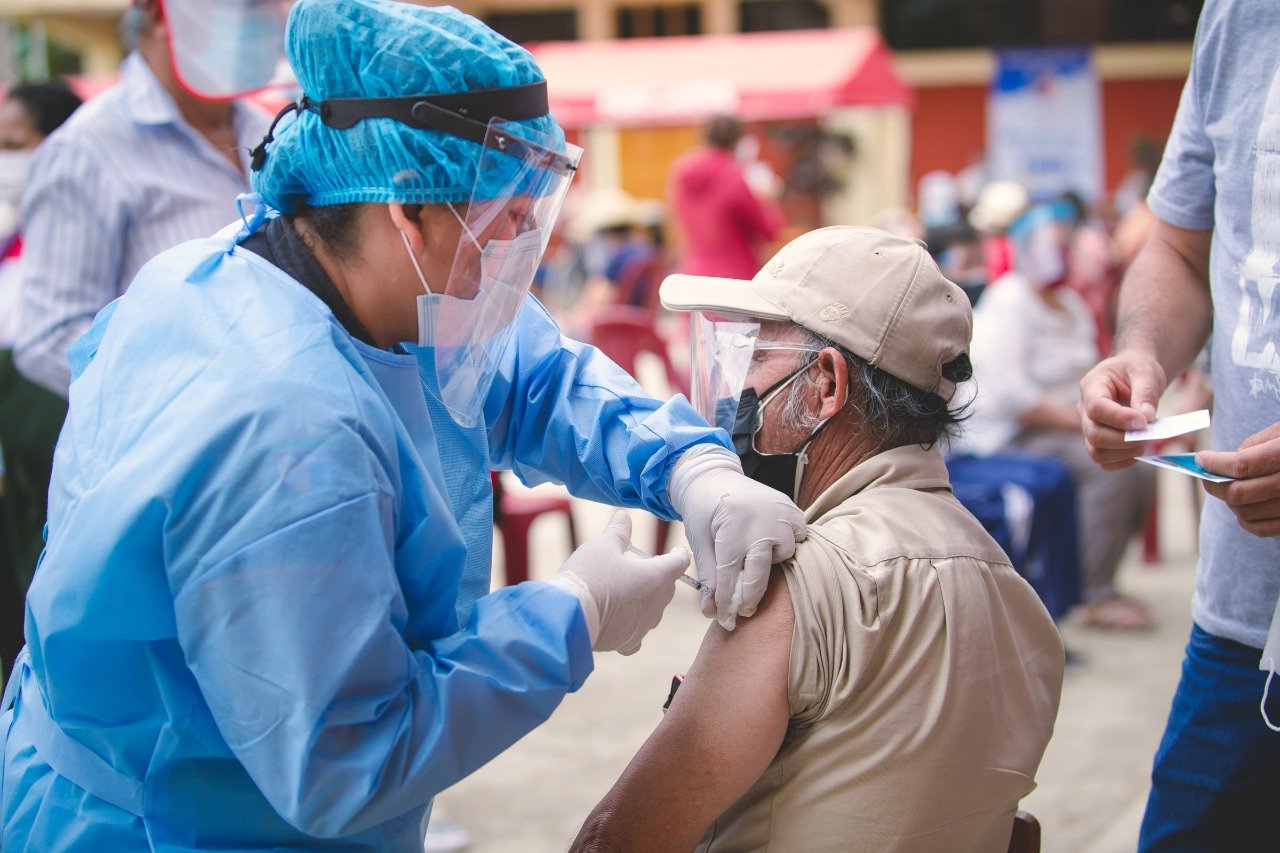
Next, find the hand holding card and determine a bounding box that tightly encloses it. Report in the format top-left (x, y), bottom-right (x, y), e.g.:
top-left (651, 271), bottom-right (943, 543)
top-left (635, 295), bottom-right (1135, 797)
top-left (1129, 409), bottom-right (1232, 482)
top-left (1137, 453), bottom-right (1234, 483)
top-left (1125, 409), bottom-right (1211, 443)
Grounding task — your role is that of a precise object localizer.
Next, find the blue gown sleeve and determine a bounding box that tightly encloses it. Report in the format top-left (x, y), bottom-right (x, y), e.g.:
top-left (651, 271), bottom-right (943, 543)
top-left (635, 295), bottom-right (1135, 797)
top-left (172, 398), bottom-right (592, 839)
top-left (484, 297), bottom-right (732, 519)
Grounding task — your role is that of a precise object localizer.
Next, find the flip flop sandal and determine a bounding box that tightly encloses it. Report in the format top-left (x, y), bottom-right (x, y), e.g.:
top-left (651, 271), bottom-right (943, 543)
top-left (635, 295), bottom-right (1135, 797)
top-left (1068, 599), bottom-right (1156, 631)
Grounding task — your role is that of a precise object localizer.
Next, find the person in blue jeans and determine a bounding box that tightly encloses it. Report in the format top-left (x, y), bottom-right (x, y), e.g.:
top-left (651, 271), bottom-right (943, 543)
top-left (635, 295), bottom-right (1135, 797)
top-left (1078, 1), bottom-right (1280, 849)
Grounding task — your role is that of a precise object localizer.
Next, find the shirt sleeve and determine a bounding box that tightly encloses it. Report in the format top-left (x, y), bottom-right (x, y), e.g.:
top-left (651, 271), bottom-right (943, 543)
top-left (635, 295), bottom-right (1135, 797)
top-left (1146, 30), bottom-right (1216, 230)
top-left (14, 136), bottom-right (128, 396)
top-left (170, 393), bottom-right (592, 839)
top-left (779, 533), bottom-right (881, 727)
top-left (483, 296), bottom-right (731, 519)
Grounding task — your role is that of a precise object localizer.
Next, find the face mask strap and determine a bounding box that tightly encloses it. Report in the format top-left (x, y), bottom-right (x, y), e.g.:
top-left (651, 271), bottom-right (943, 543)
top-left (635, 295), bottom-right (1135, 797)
top-left (750, 356), bottom-right (818, 456)
top-left (399, 228), bottom-right (431, 295)
top-left (1263, 657), bottom-right (1280, 733)
top-left (751, 351), bottom-right (843, 502)
top-left (447, 202), bottom-right (483, 253)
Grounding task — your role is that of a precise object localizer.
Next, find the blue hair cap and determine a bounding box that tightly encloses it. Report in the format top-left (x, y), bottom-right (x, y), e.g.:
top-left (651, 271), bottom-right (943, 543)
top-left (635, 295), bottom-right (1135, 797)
top-left (1007, 199), bottom-right (1076, 239)
top-left (251, 0), bottom-right (565, 213)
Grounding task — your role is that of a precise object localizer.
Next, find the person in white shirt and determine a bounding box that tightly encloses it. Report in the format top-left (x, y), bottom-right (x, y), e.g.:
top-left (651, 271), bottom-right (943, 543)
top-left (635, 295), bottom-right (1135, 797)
top-left (962, 199), bottom-right (1155, 630)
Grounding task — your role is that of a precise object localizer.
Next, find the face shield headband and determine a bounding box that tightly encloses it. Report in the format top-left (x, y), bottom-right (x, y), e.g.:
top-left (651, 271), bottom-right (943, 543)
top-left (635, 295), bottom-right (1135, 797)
top-left (249, 80), bottom-right (570, 173)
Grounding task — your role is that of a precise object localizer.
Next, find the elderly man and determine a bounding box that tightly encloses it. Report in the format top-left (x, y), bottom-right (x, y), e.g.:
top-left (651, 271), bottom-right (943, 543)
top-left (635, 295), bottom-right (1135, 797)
top-left (572, 227), bottom-right (1064, 852)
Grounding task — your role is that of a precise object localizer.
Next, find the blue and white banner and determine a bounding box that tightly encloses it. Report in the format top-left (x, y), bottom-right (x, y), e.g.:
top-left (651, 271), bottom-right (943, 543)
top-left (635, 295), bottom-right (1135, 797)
top-left (988, 46), bottom-right (1103, 203)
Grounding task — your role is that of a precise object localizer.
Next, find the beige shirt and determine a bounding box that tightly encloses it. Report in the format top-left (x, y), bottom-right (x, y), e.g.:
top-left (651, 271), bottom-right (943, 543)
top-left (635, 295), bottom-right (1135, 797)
top-left (699, 445), bottom-right (1064, 853)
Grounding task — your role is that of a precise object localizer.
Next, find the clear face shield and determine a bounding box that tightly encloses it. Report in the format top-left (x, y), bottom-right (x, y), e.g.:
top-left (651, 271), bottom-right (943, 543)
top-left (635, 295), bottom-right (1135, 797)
top-left (689, 312), bottom-right (821, 454)
top-left (1008, 200), bottom-right (1075, 290)
top-left (691, 313), bottom-right (760, 440)
top-left (422, 119), bottom-right (583, 427)
top-left (161, 0), bottom-right (295, 100)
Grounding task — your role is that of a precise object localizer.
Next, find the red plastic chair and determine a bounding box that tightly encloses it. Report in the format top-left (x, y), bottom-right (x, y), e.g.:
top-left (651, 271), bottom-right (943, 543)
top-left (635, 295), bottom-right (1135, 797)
top-left (585, 305), bottom-right (689, 399)
top-left (493, 474), bottom-right (578, 586)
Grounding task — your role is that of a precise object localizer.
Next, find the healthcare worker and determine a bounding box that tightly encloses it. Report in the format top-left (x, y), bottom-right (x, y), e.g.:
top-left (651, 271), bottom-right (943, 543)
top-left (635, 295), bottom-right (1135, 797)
top-left (0, 1), bottom-right (805, 849)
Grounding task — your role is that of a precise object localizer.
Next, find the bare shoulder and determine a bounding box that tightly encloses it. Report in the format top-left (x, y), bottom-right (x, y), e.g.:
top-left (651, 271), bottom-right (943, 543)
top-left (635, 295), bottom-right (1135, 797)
top-left (701, 565), bottom-right (795, 659)
top-left (569, 567), bottom-right (796, 852)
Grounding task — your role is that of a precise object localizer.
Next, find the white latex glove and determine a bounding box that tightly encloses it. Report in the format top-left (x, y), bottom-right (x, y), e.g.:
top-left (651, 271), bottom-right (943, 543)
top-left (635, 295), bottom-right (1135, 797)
top-left (545, 511), bottom-right (691, 655)
top-left (668, 446), bottom-right (807, 630)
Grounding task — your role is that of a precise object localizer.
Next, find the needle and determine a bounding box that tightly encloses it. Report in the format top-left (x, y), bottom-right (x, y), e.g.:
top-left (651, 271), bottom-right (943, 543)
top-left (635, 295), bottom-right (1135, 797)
top-left (626, 545), bottom-right (705, 591)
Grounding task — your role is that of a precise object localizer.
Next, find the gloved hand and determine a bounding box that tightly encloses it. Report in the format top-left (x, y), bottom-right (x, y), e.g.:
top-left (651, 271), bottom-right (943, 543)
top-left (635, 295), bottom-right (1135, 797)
top-left (668, 446), bottom-right (806, 630)
top-left (545, 511), bottom-right (691, 655)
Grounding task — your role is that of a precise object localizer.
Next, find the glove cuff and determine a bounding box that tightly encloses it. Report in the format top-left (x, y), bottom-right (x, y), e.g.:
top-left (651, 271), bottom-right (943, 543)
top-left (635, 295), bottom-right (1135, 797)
top-left (669, 444), bottom-right (742, 514)
top-left (545, 575), bottom-right (601, 647)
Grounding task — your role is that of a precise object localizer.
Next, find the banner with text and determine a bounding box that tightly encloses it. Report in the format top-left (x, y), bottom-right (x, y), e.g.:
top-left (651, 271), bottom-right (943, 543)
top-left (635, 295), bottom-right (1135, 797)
top-left (989, 46), bottom-right (1103, 203)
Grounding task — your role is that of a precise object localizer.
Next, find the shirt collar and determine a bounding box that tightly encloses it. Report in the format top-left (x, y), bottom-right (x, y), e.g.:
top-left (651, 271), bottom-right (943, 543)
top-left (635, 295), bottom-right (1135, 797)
top-left (804, 443), bottom-right (953, 524)
top-left (121, 52), bottom-right (183, 127)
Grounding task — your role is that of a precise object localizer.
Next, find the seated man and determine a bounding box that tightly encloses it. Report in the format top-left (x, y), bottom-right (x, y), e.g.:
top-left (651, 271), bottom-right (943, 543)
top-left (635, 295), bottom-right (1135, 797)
top-left (571, 228), bottom-right (1065, 852)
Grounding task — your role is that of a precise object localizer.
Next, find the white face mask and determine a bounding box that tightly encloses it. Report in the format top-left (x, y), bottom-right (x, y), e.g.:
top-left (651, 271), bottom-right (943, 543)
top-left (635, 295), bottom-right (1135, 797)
top-left (1261, 595), bottom-right (1280, 731)
top-left (1023, 224), bottom-right (1068, 289)
top-left (400, 204), bottom-right (544, 350)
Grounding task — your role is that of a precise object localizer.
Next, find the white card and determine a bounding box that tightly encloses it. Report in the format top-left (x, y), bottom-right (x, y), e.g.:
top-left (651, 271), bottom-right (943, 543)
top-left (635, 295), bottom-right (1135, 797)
top-left (1137, 453), bottom-right (1234, 483)
top-left (1125, 409), bottom-right (1211, 443)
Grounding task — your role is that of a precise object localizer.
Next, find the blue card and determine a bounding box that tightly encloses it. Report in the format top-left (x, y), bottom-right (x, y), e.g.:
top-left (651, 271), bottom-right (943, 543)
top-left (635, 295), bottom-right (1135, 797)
top-left (1137, 453), bottom-right (1234, 483)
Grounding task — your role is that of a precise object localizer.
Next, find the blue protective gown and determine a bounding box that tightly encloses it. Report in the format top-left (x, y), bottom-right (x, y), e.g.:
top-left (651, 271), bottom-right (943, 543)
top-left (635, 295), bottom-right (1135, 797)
top-left (437, 290), bottom-right (725, 623)
top-left (0, 219), bottom-right (725, 849)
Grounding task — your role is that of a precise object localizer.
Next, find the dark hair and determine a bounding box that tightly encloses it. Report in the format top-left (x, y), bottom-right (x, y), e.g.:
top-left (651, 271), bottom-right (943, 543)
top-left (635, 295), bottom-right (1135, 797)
top-left (5, 82), bottom-right (82, 138)
top-left (789, 328), bottom-right (972, 450)
top-left (286, 201), bottom-right (364, 262)
top-left (705, 114), bottom-right (744, 150)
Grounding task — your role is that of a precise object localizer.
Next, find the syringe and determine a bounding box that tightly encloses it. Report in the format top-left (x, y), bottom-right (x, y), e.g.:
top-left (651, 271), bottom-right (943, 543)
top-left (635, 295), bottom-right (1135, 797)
top-left (626, 545), bottom-right (705, 591)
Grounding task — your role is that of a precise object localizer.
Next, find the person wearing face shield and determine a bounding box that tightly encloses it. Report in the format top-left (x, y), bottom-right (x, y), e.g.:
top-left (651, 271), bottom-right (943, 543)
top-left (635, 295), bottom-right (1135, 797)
top-left (0, 1), bottom-right (805, 848)
top-left (572, 227), bottom-right (1064, 852)
top-left (0, 81), bottom-right (82, 681)
top-left (961, 199), bottom-right (1156, 631)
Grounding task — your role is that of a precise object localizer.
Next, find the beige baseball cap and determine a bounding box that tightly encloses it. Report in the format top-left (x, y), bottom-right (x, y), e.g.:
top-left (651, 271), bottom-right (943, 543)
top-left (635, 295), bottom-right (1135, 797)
top-left (660, 226), bottom-right (973, 398)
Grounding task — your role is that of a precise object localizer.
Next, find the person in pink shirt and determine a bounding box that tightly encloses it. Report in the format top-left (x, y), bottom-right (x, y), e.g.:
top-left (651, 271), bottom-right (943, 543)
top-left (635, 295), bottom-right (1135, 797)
top-left (668, 115), bottom-right (784, 279)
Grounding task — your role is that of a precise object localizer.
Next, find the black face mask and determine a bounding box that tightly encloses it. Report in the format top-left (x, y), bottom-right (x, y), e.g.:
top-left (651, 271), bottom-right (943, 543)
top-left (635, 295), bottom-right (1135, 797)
top-left (720, 361), bottom-right (827, 500)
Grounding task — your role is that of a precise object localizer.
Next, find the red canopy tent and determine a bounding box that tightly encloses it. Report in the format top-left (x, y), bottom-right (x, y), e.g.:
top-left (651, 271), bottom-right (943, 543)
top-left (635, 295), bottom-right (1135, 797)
top-left (528, 27), bottom-right (912, 129)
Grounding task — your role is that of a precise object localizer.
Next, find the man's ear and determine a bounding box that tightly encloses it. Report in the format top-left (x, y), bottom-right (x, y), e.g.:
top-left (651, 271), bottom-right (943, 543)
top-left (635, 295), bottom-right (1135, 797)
top-left (815, 347), bottom-right (848, 420)
top-left (387, 202), bottom-right (427, 253)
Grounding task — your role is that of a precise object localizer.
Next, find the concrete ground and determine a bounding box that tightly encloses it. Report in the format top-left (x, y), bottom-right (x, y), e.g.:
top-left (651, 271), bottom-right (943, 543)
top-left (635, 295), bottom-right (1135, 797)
top-left (433, 464), bottom-right (1202, 853)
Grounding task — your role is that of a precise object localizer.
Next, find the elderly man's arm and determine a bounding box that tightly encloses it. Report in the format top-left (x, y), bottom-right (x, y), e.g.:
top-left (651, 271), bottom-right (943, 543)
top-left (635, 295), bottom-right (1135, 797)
top-left (570, 568), bottom-right (795, 852)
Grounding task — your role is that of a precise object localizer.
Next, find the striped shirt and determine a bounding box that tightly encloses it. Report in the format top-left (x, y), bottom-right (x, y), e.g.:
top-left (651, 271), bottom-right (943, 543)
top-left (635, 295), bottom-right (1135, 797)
top-left (14, 52), bottom-right (268, 396)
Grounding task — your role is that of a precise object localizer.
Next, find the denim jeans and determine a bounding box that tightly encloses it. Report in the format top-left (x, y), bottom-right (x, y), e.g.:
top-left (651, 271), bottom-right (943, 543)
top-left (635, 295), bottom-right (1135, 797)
top-left (1139, 623), bottom-right (1280, 852)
